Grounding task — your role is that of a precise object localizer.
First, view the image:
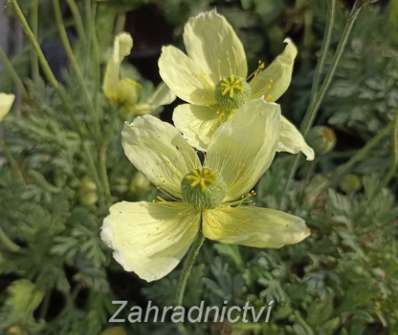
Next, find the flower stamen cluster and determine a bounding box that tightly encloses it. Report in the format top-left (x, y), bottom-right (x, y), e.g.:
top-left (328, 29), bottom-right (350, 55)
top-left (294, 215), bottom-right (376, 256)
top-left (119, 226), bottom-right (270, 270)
top-left (181, 168), bottom-right (226, 210)
top-left (219, 75), bottom-right (243, 98)
top-left (183, 168), bottom-right (215, 192)
top-left (215, 75), bottom-right (251, 110)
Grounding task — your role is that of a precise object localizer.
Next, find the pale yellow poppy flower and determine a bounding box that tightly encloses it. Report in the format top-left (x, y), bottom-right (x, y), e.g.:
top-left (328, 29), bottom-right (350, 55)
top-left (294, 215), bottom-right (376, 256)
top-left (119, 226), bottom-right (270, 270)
top-left (158, 10), bottom-right (314, 160)
top-left (0, 93), bottom-right (15, 122)
top-left (101, 99), bottom-right (310, 282)
top-left (103, 32), bottom-right (175, 116)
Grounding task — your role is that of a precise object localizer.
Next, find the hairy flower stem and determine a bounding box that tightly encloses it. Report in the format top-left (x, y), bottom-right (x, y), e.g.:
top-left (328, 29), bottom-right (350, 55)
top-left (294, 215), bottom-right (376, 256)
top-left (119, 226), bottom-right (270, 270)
top-left (309, 0), bottom-right (336, 101)
top-left (115, 14), bottom-right (126, 34)
top-left (381, 110), bottom-right (398, 188)
top-left (9, 0), bottom-right (58, 89)
top-left (85, 0), bottom-right (101, 106)
top-left (66, 0), bottom-right (86, 43)
top-left (83, 142), bottom-right (105, 209)
top-left (0, 48), bottom-right (27, 96)
top-left (175, 233), bottom-right (205, 334)
top-left (9, 0), bottom-right (85, 135)
top-left (283, 0), bottom-right (364, 194)
top-left (53, 0), bottom-right (101, 139)
top-left (99, 142), bottom-right (112, 206)
top-left (30, 0), bottom-right (39, 81)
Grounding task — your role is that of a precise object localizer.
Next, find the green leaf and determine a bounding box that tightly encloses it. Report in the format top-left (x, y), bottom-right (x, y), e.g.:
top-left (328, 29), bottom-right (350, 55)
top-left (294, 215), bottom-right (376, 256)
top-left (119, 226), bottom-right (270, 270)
top-left (0, 280), bottom-right (44, 331)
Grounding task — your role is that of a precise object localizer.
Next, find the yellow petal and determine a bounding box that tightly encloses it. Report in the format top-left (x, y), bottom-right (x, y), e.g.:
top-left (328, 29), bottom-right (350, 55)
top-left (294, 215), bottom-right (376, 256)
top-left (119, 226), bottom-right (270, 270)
top-left (113, 33), bottom-right (133, 63)
top-left (277, 116), bottom-right (315, 160)
top-left (146, 82), bottom-right (176, 109)
top-left (183, 9), bottom-right (247, 82)
top-left (101, 201), bottom-right (200, 282)
top-left (250, 38), bottom-right (297, 102)
top-left (205, 99), bottom-right (281, 201)
top-left (103, 32), bottom-right (134, 102)
top-left (173, 104), bottom-right (220, 151)
top-left (122, 115), bottom-right (201, 198)
top-left (132, 83), bottom-right (176, 115)
top-left (158, 45), bottom-right (216, 106)
top-left (0, 93), bottom-right (15, 121)
top-left (203, 206), bottom-right (310, 248)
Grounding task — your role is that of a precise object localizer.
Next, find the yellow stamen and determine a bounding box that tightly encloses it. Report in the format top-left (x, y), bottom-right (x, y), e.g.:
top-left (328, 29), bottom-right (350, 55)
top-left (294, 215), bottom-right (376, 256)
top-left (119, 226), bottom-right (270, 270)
top-left (248, 60), bottom-right (266, 80)
top-left (226, 190), bottom-right (256, 206)
top-left (219, 75), bottom-right (243, 98)
top-left (184, 168), bottom-right (216, 192)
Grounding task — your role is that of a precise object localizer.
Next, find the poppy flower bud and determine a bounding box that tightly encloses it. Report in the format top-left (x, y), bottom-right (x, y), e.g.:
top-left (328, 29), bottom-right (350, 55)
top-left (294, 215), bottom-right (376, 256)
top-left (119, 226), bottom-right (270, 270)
top-left (339, 174), bottom-right (361, 194)
top-left (307, 126), bottom-right (336, 154)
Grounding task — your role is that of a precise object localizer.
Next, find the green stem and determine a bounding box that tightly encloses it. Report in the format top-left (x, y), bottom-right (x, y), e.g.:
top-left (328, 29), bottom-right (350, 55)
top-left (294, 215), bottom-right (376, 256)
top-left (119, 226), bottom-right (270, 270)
top-left (7, 19), bottom-right (75, 69)
top-left (115, 14), bottom-right (126, 34)
top-left (0, 227), bottom-right (21, 253)
top-left (9, 0), bottom-right (85, 135)
top-left (66, 0), bottom-right (86, 42)
top-left (310, 0), bottom-right (336, 99)
top-left (29, 170), bottom-right (61, 193)
top-left (30, 0), bottom-right (39, 81)
top-left (383, 109), bottom-right (398, 186)
top-left (99, 142), bottom-right (111, 206)
top-left (9, 0), bottom-right (59, 89)
top-left (294, 311), bottom-right (315, 335)
top-left (0, 139), bottom-right (24, 183)
top-left (53, 0), bottom-right (101, 138)
top-left (85, 0), bottom-right (101, 116)
top-left (175, 233), bottom-right (205, 334)
top-left (0, 48), bottom-right (27, 96)
top-left (283, 0), bottom-right (363, 194)
top-left (175, 233), bottom-right (205, 306)
top-left (83, 142), bottom-right (105, 209)
top-left (369, 111), bottom-right (398, 193)
top-left (301, 1), bottom-right (362, 136)
top-left (330, 124), bottom-right (392, 183)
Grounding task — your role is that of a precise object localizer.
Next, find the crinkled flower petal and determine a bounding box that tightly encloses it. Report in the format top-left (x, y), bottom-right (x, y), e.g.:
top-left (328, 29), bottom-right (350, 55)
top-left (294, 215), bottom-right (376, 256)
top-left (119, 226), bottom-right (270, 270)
top-left (203, 206), bottom-right (310, 248)
top-left (158, 46), bottom-right (216, 106)
top-left (205, 99), bottom-right (281, 201)
top-left (101, 201), bottom-right (200, 282)
top-left (277, 116), bottom-right (315, 161)
top-left (122, 115), bottom-right (201, 198)
top-left (183, 9), bottom-right (248, 82)
top-left (250, 38), bottom-right (297, 102)
top-left (0, 93), bottom-right (15, 122)
top-left (173, 104), bottom-right (220, 151)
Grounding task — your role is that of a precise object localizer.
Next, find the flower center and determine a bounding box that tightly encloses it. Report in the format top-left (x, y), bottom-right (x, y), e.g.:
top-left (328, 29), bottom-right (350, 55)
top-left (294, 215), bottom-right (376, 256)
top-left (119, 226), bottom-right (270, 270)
top-left (220, 76), bottom-right (243, 98)
top-left (181, 168), bottom-right (226, 210)
top-left (215, 75), bottom-right (251, 110)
